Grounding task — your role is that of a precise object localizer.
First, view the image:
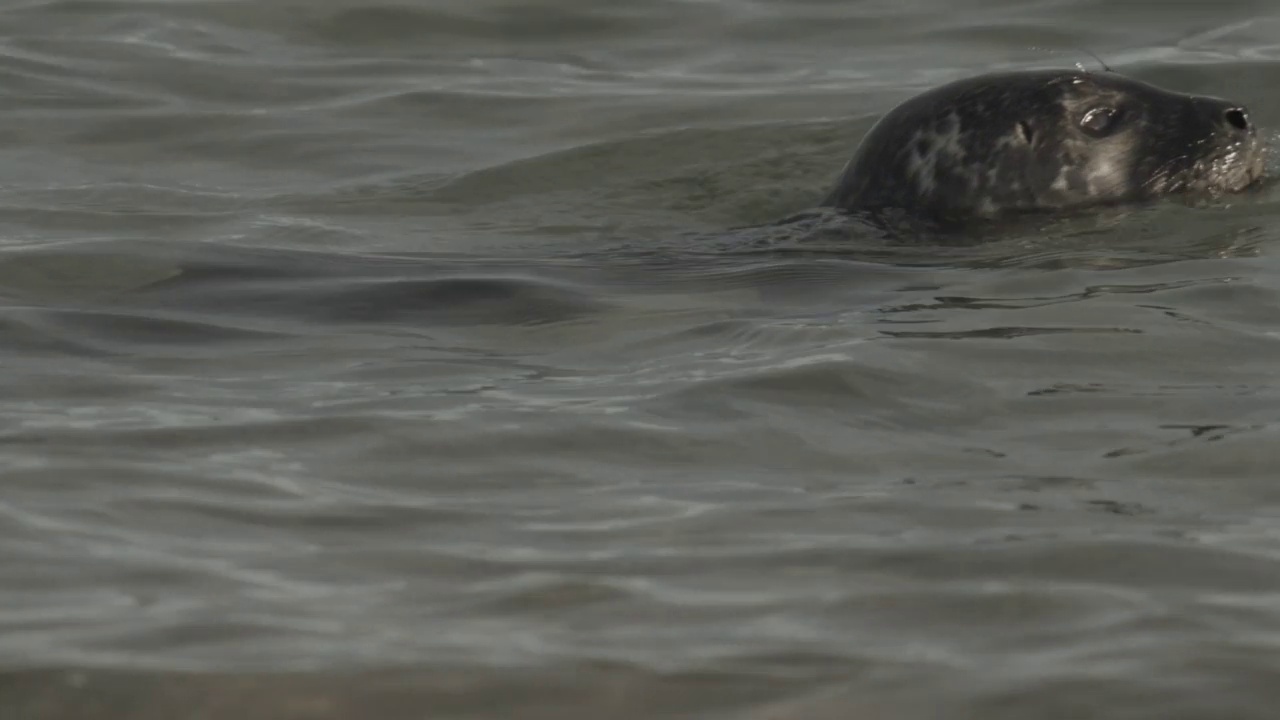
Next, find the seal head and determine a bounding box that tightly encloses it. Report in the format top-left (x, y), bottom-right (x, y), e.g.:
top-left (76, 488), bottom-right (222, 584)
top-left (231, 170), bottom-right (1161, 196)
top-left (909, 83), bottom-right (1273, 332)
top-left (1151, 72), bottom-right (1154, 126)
top-left (822, 70), bottom-right (1265, 228)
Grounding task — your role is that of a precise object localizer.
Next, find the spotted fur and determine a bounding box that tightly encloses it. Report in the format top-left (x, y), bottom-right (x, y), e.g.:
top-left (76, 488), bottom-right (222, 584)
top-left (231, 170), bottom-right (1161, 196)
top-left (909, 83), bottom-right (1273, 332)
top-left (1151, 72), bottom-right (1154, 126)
top-left (823, 70), bottom-right (1265, 229)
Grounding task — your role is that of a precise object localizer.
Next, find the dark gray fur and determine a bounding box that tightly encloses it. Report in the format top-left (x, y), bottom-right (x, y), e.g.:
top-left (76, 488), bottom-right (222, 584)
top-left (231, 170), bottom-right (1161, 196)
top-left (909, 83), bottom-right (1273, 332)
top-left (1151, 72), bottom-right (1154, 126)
top-left (822, 70), bottom-right (1265, 227)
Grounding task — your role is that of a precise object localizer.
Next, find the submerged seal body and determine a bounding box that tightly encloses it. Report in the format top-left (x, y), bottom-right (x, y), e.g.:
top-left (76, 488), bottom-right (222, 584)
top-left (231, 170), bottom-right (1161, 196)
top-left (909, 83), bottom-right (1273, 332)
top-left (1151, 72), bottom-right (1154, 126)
top-left (822, 69), bottom-right (1265, 228)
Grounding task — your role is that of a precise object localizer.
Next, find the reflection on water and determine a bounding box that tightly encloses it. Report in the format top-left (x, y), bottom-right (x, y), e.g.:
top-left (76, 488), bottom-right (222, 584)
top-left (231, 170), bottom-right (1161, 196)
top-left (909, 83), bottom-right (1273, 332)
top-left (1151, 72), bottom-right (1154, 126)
top-left (3, 1), bottom-right (1280, 719)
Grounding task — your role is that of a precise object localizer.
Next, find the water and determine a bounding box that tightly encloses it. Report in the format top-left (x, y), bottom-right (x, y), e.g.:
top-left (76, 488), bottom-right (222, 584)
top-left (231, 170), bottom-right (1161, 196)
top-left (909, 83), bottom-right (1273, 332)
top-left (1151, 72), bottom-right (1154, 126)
top-left (4, 1), bottom-right (1280, 717)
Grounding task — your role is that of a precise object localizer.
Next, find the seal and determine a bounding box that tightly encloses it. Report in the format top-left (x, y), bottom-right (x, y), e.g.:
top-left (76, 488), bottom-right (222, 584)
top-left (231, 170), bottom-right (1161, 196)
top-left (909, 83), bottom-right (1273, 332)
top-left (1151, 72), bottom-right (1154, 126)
top-left (822, 69), bottom-right (1266, 229)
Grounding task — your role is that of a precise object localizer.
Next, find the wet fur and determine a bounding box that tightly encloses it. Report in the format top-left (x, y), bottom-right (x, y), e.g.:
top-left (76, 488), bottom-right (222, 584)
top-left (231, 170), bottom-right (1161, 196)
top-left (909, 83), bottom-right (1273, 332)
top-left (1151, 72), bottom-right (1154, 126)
top-left (823, 70), bottom-right (1265, 229)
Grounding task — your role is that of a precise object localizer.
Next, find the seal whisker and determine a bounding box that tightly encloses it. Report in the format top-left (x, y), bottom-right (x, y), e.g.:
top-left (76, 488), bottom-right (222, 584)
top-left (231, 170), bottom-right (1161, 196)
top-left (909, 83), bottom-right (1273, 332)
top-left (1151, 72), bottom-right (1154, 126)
top-left (1078, 48), bottom-right (1115, 73)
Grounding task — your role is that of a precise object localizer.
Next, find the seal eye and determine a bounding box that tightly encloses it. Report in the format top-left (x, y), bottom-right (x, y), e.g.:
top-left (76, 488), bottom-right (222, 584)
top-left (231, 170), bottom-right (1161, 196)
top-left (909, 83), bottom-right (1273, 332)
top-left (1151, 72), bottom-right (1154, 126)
top-left (1080, 107), bottom-right (1119, 137)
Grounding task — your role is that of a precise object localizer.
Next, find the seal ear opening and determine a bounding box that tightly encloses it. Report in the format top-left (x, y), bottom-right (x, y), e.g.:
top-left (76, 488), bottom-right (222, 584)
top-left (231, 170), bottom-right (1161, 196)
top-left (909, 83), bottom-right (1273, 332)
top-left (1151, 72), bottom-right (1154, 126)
top-left (1018, 120), bottom-right (1035, 144)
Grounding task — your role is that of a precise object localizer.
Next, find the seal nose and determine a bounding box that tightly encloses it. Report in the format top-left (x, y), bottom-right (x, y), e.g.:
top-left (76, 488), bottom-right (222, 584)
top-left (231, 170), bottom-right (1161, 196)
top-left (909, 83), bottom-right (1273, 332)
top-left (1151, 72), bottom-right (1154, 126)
top-left (1223, 106), bottom-right (1251, 133)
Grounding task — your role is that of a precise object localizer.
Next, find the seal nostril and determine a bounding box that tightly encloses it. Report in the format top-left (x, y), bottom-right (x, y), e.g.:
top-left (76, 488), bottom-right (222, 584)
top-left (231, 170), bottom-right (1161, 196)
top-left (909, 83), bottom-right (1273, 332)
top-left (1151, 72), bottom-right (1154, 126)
top-left (1225, 108), bottom-right (1249, 131)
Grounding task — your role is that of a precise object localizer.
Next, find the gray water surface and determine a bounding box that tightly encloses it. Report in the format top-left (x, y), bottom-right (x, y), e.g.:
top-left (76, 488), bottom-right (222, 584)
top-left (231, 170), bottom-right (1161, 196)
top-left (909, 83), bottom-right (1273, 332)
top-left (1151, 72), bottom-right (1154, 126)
top-left (5, 1), bottom-right (1280, 718)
